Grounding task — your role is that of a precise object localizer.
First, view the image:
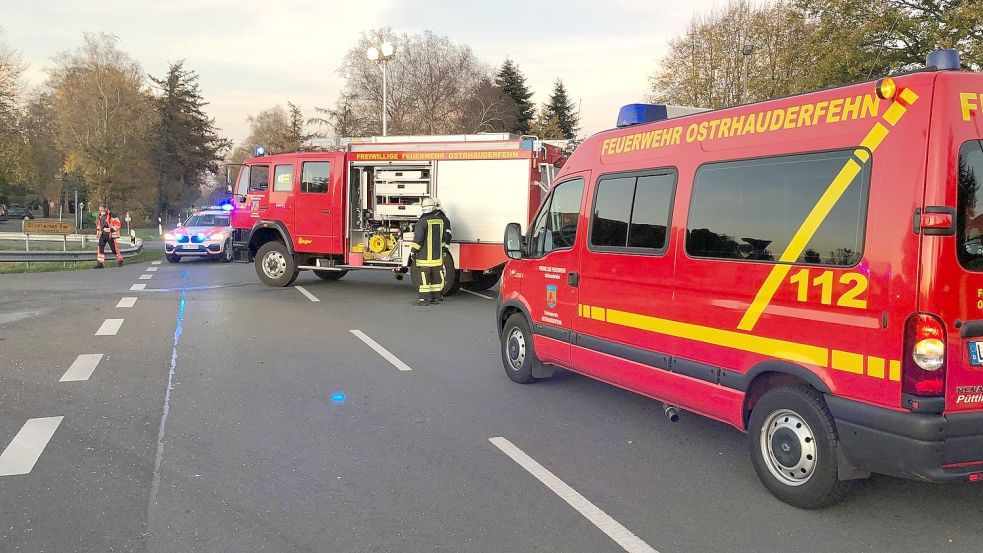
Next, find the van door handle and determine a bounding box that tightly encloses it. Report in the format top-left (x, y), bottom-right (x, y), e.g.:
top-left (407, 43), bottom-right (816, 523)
top-left (321, 209), bottom-right (331, 214)
top-left (568, 272), bottom-right (579, 287)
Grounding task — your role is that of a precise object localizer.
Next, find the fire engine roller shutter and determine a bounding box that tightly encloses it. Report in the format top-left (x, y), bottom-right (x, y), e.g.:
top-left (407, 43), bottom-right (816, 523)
top-left (435, 159), bottom-right (532, 242)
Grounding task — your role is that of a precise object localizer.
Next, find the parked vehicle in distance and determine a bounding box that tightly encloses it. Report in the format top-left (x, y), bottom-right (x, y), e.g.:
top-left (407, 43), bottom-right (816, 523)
top-left (7, 204), bottom-right (34, 219)
top-left (163, 206), bottom-right (234, 263)
top-left (498, 49), bottom-right (983, 508)
top-left (0, 204), bottom-right (8, 221)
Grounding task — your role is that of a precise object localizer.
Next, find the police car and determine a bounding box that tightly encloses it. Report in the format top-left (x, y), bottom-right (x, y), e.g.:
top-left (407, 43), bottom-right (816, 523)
top-left (164, 206), bottom-right (234, 263)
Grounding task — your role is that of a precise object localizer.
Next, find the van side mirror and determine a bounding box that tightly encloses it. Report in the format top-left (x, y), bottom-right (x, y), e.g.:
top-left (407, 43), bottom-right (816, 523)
top-left (504, 222), bottom-right (524, 260)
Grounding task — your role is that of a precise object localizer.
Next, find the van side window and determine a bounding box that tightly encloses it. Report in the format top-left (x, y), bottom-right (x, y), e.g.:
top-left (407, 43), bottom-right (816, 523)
top-left (301, 161), bottom-right (331, 193)
top-left (687, 150), bottom-right (870, 266)
top-left (590, 171), bottom-right (675, 252)
top-left (273, 164), bottom-right (293, 192)
top-left (235, 166), bottom-right (250, 196)
top-left (529, 178), bottom-right (585, 257)
top-left (249, 165), bottom-right (270, 191)
top-left (956, 140), bottom-right (983, 270)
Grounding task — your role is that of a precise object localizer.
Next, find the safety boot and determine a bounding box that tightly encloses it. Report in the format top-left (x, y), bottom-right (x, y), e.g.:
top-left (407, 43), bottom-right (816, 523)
top-left (414, 296), bottom-right (429, 307)
top-left (94, 262), bottom-right (104, 269)
top-left (117, 259), bottom-right (124, 267)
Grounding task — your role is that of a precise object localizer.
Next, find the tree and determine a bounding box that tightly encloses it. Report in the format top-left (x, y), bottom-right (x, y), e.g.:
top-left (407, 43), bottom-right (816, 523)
top-left (0, 29), bottom-right (27, 199)
top-left (309, 92), bottom-right (367, 139)
top-left (20, 92), bottom-right (65, 216)
top-left (495, 58), bottom-right (534, 134)
top-left (546, 79), bottom-right (579, 140)
top-left (458, 75), bottom-right (514, 133)
top-left (48, 33), bottom-right (154, 210)
top-left (651, 1), bottom-right (815, 109)
top-left (149, 60), bottom-right (229, 218)
top-left (529, 106), bottom-right (564, 140)
top-left (796, 0), bottom-right (983, 89)
top-left (337, 28), bottom-right (495, 135)
top-left (231, 104), bottom-right (307, 163)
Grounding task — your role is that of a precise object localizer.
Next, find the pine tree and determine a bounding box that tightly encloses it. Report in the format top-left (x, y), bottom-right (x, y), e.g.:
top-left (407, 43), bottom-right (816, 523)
top-left (546, 79), bottom-right (579, 140)
top-left (150, 60), bottom-right (229, 218)
top-left (495, 58), bottom-right (535, 135)
top-left (529, 106), bottom-right (564, 140)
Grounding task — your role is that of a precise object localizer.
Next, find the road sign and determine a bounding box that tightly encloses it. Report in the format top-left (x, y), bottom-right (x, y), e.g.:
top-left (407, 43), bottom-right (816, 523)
top-left (23, 220), bottom-right (77, 235)
top-left (125, 212), bottom-right (131, 223)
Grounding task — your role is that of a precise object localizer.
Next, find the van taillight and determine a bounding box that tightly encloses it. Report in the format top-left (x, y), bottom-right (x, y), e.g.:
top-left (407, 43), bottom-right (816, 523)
top-left (902, 313), bottom-right (946, 396)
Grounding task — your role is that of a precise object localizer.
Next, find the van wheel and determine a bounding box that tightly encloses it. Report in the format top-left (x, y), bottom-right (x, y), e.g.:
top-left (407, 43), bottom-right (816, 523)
top-left (748, 385), bottom-right (855, 509)
top-left (314, 270), bottom-right (347, 281)
top-left (501, 313), bottom-right (542, 384)
top-left (255, 241), bottom-right (299, 287)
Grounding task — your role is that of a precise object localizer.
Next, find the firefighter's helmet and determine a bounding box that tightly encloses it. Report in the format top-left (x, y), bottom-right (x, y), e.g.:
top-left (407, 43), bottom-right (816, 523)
top-left (421, 197), bottom-right (437, 214)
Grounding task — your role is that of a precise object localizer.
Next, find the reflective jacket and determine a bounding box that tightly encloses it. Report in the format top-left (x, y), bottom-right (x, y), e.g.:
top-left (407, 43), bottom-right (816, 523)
top-left (433, 209), bottom-right (452, 245)
top-left (97, 211), bottom-right (122, 239)
top-left (411, 212), bottom-right (445, 268)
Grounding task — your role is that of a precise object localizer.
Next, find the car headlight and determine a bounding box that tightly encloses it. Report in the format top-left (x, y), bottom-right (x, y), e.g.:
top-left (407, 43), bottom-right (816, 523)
top-left (210, 232), bottom-right (226, 240)
top-left (164, 233), bottom-right (174, 241)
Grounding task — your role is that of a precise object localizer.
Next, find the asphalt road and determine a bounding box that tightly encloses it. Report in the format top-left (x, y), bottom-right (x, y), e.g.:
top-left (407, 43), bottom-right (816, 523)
top-left (1, 256), bottom-right (981, 553)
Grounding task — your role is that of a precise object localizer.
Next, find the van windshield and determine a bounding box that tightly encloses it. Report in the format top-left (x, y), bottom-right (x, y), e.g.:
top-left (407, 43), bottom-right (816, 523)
top-left (956, 140), bottom-right (983, 271)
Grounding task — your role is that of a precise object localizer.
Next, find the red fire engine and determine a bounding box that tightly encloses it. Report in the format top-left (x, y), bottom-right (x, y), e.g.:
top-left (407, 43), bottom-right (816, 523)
top-left (498, 50), bottom-right (983, 507)
top-left (229, 134), bottom-right (565, 292)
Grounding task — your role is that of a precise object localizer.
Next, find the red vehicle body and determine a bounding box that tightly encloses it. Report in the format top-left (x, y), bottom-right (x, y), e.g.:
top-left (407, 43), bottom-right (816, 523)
top-left (230, 135), bottom-right (564, 291)
top-left (498, 60), bottom-right (983, 507)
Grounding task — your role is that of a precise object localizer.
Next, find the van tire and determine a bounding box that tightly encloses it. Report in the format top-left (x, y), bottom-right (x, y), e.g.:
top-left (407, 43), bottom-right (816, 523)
top-left (501, 313), bottom-right (542, 384)
top-left (255, 241), bottom-right (299, 287)
top-left (314, 270), bottom-right (347, 281)
top-left (747, 385), bottom-right (855, 509)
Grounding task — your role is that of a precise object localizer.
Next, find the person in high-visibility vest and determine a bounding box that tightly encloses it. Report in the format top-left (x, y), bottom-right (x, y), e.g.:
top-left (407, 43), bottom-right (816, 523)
top-left (95, 202), bottom-right (124, 268)
top-left (409, 197), bottom-right (447, 306)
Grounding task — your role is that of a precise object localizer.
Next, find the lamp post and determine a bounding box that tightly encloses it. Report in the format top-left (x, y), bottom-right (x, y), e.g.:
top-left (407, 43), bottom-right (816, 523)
top-left (741, 44), bottom-right (754, 104)
top-left (367, 42), bottom-right (396, 136)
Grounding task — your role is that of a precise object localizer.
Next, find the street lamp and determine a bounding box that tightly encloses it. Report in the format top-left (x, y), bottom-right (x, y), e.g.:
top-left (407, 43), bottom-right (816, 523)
top-left (741, 44), bottom-right (755, 104)
top-left (367, 41), bottom-right (397, 136)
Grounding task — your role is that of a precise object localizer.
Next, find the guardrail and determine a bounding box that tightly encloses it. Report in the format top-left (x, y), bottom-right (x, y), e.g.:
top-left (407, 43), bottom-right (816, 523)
top-left (0, 231), bottom-right (95, 242)
top-left (0, 238), bottom-right (144, 262)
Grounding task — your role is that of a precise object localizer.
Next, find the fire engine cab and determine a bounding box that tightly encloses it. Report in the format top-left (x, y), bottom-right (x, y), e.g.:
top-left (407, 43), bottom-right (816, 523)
top-left (498, 50), bottom-right (983, 507)
top-left (229, 134), bottom-right (565, 293)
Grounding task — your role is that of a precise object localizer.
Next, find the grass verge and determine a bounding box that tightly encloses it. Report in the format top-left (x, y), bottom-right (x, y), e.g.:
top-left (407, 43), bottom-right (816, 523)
top-left (0, 247), bottom-right (164, 274)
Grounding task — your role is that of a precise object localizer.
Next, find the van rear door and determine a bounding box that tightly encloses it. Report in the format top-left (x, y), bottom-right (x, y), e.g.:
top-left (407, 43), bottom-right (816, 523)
top-left (922, 73), bottom-right (983, 415)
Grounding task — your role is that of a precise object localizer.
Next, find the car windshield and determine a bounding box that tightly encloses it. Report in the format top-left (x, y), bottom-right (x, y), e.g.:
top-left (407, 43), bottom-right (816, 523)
top-left (184, 214), bottom-right (229, 227)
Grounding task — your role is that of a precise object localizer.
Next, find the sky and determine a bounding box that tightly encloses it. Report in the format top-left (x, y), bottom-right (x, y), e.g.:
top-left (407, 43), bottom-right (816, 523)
top-left (1, 0), bottom-right (722, 145)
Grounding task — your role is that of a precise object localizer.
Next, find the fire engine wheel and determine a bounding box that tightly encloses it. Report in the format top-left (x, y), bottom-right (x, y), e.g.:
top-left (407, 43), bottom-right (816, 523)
top-left (255, 241), bottom-right (299, 287)
top-left (221, 240), bottom-right (233, 263)
top-left (314, 270), bottom-right (347, 281)
top-left (166, 254), bottom-right (181, 263)
top-left (501, 313), bottom-right (542, 384)
top-left (441, 252), bottom-right (459, 296)
top-left (748, 385), bottom-right (855, 509)
top-left (462, 272), bottom-right (500, 292)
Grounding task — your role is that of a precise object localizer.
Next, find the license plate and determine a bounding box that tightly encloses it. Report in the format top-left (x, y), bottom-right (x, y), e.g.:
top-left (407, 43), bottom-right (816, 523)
top-left (969, 342), bottom-right (983, 366)
top-left (179, 245), bottom-right (201, 250)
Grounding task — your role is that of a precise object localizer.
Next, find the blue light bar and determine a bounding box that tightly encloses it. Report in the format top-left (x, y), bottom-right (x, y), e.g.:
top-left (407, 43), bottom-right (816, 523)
top-left (926, 49), bottom-right (960, 70)
top-left (616, 104), bottom-right (669, 128)
top-left (253, 145), bottom-right (267, 156)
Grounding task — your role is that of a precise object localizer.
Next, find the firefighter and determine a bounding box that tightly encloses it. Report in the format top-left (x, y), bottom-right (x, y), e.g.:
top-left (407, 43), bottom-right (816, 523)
top-left (409, 197), bottom-right (447, 306)
top-left (430, 198), bottom-right (452, 303)
top-left (95, 202), bottom-right (124, 268)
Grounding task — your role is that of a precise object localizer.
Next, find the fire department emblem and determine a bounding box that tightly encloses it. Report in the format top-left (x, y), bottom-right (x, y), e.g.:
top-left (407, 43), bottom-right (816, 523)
top-left (546, 284), bottom-right (557, 308)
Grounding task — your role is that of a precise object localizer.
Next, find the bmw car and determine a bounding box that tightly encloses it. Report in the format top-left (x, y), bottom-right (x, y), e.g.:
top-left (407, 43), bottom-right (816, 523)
top-left (164, 207), bottom-right (234, 263)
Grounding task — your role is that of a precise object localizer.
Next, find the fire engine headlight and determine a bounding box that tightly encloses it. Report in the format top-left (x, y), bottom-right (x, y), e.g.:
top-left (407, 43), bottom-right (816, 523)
top-left (913, 338), bottom-right (945, 370)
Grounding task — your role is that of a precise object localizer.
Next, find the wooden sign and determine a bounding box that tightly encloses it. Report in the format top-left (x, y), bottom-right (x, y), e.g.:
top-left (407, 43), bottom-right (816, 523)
top-left (23, 220), bottom-right (76, 235)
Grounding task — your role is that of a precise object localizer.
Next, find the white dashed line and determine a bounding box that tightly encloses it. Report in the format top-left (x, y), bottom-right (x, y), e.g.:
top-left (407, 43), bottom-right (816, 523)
top-left (146, 267), bottom-right (158, 272)
top-left (151, 260), bottom-right (162, 265)
top-left (295, 286), bottom-right (320, 302)
top-left (138, 274), bottom-right (153, 280)
top-left (461, 288), bottom-right (494, 300)
top-left (350, 330), bottom-right (413, 372)
top-left (60, 353), bottom-right (104, 382)
top-left (117, 297), bottom-right (137, 308)
top-left (130, 284), bottom-right (146, 291)
top-left (95, 318), bottom-right (124, 336)
top-left (489, 437), bottom-right (658, 553)
top-left (0, 417), bottom-right (65, 476)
